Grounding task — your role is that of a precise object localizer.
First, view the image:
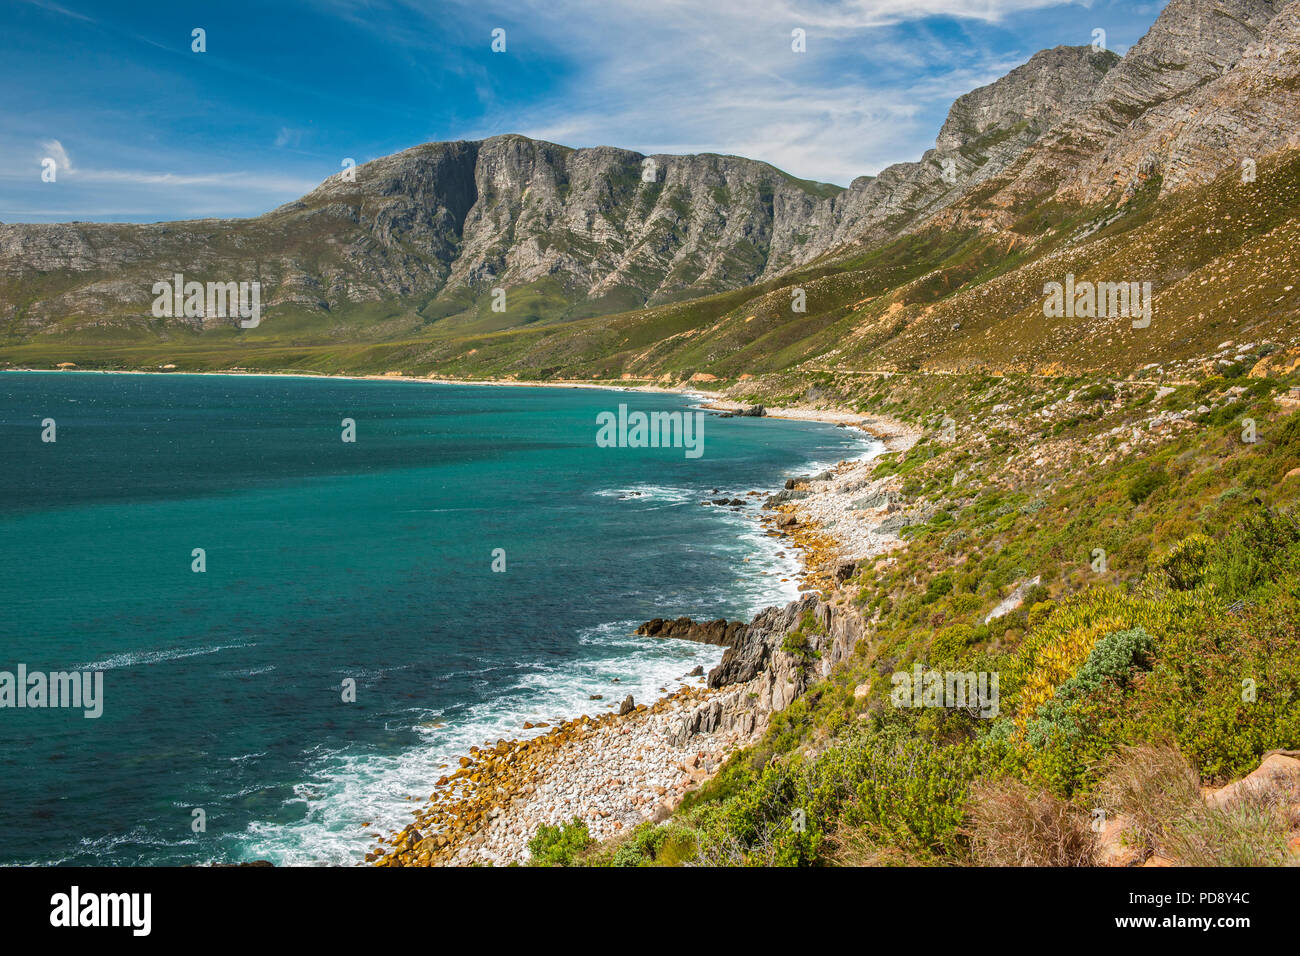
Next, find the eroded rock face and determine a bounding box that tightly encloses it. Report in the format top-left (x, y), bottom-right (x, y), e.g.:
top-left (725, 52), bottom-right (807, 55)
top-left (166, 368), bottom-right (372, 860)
top-left (666, 592), bottom-right (869, 747)
top-left (941, 0), bottom-right (1296, 222)
top-left (820, 45), bottom-right (1119, 249)
top-left (1077, 0), bottom-right (1300, 201)
top-left (0, 136), bottom-right (848, 334)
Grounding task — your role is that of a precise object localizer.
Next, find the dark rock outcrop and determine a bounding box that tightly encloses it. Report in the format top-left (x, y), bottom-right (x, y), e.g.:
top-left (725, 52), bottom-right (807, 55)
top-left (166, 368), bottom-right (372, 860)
top-left (834, 559), bottom-right (859, 584)
top-left (763, 488), bottom-right (810, 509)
top-left (635, 617), bottom-right (747, 647)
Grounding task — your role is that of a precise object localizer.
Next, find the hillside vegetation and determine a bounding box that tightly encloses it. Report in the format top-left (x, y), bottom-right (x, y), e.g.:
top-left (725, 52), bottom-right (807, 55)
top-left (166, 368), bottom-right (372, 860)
top-left (531, 369), bottom-right (1300, 866)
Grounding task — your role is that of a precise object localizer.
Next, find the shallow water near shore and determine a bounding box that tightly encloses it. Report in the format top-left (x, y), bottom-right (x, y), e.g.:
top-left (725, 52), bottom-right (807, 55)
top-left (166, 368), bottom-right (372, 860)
top-left (0, 371), bottom-right (875, 865)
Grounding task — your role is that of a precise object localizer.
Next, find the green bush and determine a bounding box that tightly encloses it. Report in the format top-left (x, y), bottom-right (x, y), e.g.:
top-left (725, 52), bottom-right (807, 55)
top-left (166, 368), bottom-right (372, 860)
top-left (1079, 383), bottom-right (1116, 402)
top-left (922, 572), bottom-right (954, 605)
top-left (1128, 468), bottom-right (1168, 504)
top-left (781, 610), bottom-right (825, 664)
top-left (1156, 534), bottom-right (1212, 590)
top-left (930, 623), bottom-right (974, 662)
top-left (527, 818), bottom-right (594, 866)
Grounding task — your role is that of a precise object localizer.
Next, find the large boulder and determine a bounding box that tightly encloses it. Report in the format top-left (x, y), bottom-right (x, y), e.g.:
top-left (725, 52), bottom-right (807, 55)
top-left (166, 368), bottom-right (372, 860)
top-left (1205, 753), bottom-right (1300, 811)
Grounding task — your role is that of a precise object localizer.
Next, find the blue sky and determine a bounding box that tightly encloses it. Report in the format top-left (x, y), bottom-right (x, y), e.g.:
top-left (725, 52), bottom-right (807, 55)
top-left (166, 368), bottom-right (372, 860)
top-left (1, 0), bottom-right (1168, 223)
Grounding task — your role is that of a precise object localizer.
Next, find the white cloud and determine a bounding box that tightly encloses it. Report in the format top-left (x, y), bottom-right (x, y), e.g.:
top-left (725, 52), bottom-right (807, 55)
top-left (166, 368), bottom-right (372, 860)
top-left (39, 138), bottom-right (74, 174)
top-left (77, 169), bottom-right (319, 192)
top-left (9, 141), bottom-right (316, 193)
top-left (408, 0), bottom-right (1082, 183)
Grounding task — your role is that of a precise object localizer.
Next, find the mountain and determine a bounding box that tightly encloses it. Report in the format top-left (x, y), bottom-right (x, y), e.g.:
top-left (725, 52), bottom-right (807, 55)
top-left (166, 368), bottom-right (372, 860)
top-left (0, 137), bottom-right (851, 340)
top-left (943, 0), bottom-right (1290, 219)
top-left (0, 46), bottom-right (1116, 345)
top-left (820, 45), bottom-right (1118, 251)
top-left (400, 0), bottom-right (1300, 385)
top-left (1, 0), bottom-right (1298, 385)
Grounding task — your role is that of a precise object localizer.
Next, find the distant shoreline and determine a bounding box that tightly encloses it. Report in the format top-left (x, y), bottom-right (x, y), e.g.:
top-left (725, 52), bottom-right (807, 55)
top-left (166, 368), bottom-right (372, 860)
top-left (2, 366), bottom-right (917, 444)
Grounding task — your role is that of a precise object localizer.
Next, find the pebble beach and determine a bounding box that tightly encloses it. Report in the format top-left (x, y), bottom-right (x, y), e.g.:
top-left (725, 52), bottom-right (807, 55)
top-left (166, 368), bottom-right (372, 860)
top-left (367, 404), bottom-right (921, 866)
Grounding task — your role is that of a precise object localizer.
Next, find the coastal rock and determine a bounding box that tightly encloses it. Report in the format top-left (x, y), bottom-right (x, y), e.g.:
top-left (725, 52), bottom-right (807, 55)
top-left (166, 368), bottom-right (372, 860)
top-left (667, 688), bottom-right (758, 745)
top-left (849, 489), bottom-right (901, 511)
top-left (618, 695), bottom-right (635, 716)
top-left (666, 591), bottom-right (871, 747)
top-left (763, 488), bottom-right (810, 509)
top-left (707, 599), bottom-right (809, 689)
top-left (635, 617), bottom-right (747, 647)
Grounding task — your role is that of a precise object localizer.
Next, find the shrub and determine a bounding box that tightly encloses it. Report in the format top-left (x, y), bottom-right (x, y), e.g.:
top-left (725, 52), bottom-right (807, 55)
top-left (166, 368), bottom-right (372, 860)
top-left (930, 623), bottom-right (974, 663)
top-left (527, 818), bottom-right (594, 866)
top-left (1127, 467), bottom-right (1167, 504)
top-left (922, 572), bottom-right (954, 605)
top-left (781, 610), bottom-right (825, 664)
top-left (1155, 533), bottom-right (1212, 590)
top-left (1023, 627), bottom-right (1155, 745)
top-left (1203, 506), bottom-right (1300, 601)
top-left (1123, 592), bottom-right (1300, 782)
top-left (603, 822), bottom-right (697, 867)
top-left (1079, 383), bottom-right (1116, 402)
top-left (818, 731), bottom-right (984, 855)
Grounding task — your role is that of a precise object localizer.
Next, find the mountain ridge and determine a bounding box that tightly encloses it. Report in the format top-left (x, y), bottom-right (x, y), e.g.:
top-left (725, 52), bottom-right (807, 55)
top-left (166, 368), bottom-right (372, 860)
top-left (0, 44), bottom-right (1118, 341)
top-left (2, 0), bottom-right (1299, 391)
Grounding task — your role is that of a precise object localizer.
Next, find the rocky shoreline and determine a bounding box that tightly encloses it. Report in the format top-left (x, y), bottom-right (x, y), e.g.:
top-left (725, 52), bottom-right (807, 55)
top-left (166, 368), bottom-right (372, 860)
top-left (366, 408), bottom-right (922, 866)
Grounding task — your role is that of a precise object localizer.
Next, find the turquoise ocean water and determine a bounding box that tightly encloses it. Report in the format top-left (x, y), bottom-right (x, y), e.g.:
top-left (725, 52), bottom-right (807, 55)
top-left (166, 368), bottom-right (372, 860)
top-left (0, 372), bottom-right (875, 865)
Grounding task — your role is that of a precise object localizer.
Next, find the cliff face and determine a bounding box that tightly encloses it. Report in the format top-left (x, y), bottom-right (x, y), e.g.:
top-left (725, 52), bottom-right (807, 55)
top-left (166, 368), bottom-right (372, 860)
top-left (0, 136), bottom-right (850, 336)
top-left (1075, 0), bottom-right (1300, 200)
top-left (667, 592), bottom-right (871, 747)
top-left (940, 0), bottom-right (1298, 226)
top-left (819, 45), bottom-right (1119, 250)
